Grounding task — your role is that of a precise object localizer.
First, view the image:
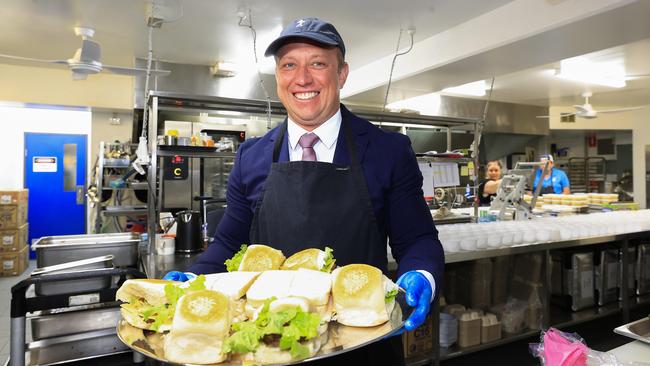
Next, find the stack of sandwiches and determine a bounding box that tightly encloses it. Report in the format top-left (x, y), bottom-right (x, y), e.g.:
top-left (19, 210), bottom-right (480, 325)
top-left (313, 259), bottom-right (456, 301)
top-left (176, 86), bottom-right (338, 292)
top-left (116, 245), bottom-right (401, 365)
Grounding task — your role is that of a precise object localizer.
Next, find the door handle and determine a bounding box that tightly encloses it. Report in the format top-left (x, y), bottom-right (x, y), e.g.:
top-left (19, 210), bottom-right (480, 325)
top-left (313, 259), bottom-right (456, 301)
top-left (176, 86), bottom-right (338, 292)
top-left (76, 186), bottom-right (85, 205)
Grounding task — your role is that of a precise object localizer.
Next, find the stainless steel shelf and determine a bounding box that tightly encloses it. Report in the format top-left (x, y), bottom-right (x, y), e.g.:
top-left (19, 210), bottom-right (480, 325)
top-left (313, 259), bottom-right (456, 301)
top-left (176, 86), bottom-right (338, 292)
top-left (405, 353), bottom-right (435, 366)
top-left (103, 206), bottom-right (148, 217)
top-left (550, 302), bottom-right (622, 329)
top-left (103, 165), bottom-right (130, 169)
top-left (156, 148), bottom-right (236, 159)
top-left (444, 231), bottom-right (650, 264)
top-left (417, 156), bottom-right (474, 163)
top-left (439, 329), bottom-right (539, 360)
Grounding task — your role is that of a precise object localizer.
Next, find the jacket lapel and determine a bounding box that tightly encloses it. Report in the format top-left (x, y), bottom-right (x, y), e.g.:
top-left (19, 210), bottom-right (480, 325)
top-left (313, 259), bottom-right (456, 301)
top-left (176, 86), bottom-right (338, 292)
top-left (333, 105), bottom-right (368, 165)
top-left (268, 119), bottom-right (289, 163)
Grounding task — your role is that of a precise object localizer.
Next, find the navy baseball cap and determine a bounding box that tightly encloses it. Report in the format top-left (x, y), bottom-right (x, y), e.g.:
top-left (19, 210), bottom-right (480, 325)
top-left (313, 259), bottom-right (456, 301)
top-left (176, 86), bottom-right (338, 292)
top-left (264, 17), bottom-right (346, 57)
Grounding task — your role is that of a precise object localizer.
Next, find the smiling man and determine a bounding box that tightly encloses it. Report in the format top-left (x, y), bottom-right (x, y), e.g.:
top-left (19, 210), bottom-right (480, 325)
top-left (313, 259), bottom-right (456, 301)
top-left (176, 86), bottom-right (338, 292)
top-left (183, 17), bottom-right (445, 366)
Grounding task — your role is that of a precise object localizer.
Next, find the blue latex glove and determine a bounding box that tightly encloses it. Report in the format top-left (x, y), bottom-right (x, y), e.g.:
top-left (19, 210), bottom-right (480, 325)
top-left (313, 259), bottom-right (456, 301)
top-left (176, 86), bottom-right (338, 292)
top-left (396, 271), bottom-right (432, 331)
top-left (162, 271), bottom-right (196, 282)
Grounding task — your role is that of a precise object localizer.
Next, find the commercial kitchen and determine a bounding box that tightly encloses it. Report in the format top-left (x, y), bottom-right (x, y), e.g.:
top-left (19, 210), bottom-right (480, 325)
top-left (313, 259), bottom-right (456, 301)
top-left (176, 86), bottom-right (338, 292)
top-left (2, 1), bottom-right (650, 365)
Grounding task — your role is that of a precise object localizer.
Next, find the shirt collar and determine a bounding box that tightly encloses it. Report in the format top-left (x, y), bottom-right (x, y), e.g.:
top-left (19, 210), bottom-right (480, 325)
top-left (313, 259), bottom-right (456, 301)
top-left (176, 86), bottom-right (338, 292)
top-left (287, 109), bottom-right (341, 150)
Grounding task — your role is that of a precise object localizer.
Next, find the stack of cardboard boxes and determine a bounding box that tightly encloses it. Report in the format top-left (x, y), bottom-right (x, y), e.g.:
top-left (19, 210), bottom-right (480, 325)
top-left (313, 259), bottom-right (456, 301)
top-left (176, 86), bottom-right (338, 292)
top-left (0, 189), bottom-right (29, 276)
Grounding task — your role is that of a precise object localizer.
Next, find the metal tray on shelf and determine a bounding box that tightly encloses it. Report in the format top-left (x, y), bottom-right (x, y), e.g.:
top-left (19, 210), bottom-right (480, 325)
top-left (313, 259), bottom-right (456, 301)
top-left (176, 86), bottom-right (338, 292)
top-left (32, 255), bottom-right (115, 296)
top-left (614, 315), bottom-right (650, 344)
top-left (117, 290), bottom-right (409, 365)
top-left (32, 233), bottom-right (140, 268)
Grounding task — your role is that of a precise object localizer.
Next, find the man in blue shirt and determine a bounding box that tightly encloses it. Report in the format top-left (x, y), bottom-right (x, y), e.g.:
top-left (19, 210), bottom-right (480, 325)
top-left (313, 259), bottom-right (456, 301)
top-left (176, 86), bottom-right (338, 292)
top-left (533, 154), bottom-right (570, 194)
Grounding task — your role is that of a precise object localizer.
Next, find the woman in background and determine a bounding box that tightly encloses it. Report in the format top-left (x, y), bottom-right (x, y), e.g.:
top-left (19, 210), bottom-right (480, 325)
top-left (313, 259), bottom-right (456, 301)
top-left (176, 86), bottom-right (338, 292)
top-left (478, 160), bottom-right (503, 206)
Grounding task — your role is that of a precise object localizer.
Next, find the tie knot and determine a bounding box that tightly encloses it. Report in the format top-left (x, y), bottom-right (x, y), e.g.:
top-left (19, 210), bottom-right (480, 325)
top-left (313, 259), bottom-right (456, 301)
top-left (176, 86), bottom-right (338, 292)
top-left (298, 133), bottom-right (320, 148)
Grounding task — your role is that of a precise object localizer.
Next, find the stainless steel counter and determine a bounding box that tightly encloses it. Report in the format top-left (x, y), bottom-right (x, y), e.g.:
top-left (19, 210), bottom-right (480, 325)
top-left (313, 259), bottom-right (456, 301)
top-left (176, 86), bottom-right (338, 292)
top-left (608, 340), bottom-right (650, 364)
top-left (445, 230), bottom-right (650, 264)
top-left (139, 249), bottom-right (202, 279)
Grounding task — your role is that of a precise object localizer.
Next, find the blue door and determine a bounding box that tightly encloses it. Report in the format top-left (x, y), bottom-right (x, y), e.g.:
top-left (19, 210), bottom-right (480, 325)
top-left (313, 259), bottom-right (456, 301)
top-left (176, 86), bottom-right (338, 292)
top-left (25, 133), bottom-right (87, 258)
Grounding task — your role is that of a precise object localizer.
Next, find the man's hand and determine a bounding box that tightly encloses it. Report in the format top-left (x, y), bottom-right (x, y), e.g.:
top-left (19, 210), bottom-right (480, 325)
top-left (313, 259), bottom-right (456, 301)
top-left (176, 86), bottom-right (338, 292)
top-left (396, 271), bottom-right (432, 331)
top-left (162, 271), bottom-right (196, 282)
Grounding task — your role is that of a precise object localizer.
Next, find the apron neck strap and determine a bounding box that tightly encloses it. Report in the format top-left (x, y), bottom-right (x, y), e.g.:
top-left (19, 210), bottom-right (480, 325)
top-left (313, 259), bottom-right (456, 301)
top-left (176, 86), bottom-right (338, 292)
top-left (272, 114), bottom-right (359, 165)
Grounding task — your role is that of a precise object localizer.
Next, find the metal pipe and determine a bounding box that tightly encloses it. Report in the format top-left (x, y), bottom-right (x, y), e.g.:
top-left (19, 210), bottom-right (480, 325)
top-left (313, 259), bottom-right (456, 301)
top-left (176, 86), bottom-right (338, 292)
top-left (446, 127), bottom-right (452, 152)
top-left (10, 317), bottom-right (25, 366)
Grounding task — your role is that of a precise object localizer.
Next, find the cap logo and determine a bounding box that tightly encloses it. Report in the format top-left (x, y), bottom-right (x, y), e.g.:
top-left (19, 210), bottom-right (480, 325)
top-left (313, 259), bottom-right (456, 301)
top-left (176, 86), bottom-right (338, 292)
top-left (296, 19), bottom-right (306, 27)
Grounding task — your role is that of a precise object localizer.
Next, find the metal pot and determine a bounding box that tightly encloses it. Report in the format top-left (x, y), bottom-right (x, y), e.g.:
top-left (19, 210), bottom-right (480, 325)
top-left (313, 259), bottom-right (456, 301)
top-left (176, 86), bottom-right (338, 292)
top-left (175, 210), bottom-right (202, 253)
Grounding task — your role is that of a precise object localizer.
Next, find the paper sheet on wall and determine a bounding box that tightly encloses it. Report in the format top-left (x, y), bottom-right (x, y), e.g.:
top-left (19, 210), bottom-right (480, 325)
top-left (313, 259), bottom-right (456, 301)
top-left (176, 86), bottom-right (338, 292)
top-left (418, 163), bottom-right (434, 197)
top-left (431, 162), bottom-right (460, 187)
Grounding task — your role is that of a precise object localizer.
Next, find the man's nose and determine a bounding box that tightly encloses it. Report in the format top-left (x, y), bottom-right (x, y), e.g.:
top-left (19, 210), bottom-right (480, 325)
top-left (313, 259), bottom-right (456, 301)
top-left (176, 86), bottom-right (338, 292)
top-left (294, 65), bottom-right (313, 85)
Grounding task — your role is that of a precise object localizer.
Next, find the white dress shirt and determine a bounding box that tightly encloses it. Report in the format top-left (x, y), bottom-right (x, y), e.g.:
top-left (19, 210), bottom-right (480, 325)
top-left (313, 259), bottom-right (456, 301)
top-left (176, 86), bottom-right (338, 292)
top-left (287, 111), bottom-right (341, 163)
top-left (286, 109), bottom-right (436, 302)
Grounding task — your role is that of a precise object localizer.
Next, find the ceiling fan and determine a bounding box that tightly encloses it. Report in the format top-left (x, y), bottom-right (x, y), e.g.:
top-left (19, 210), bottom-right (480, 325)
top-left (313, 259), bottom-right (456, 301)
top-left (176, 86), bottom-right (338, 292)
top-left (0, 26), bottom-right (170, 80)
top-left (537, 92), bottom-right (648, 119)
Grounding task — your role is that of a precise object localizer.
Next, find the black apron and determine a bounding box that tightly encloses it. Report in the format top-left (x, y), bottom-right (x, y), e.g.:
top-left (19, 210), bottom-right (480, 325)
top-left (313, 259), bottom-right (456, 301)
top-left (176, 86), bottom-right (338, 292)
top-left (249, 117), bottom-right (405, 366)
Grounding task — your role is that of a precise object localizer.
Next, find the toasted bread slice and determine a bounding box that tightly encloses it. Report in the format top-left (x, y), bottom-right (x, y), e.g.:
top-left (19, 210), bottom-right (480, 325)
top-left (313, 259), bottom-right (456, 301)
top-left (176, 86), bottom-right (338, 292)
top-left (238, 244), bottom-right (285, 271)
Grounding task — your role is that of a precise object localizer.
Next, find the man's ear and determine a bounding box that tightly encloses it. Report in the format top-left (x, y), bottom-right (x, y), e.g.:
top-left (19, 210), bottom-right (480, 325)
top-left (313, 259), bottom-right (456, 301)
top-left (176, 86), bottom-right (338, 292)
top-left (338, 62), bottom-right (350, 89)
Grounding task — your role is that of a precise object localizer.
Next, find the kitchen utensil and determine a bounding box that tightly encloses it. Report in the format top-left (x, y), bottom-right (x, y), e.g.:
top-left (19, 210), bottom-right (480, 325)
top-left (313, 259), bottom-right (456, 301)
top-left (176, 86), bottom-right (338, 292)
top-left (175, 210), bottom-right (202, 253)
top-left (32, 255), bottom-right (115, 296)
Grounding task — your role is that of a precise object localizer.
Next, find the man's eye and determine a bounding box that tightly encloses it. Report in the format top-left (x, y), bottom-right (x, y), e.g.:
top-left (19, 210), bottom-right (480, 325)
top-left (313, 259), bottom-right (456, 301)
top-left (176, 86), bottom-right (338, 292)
top-left (311, 62), bottom-right (326, 68)
top-left (281, 63), bottom-right (296, 69)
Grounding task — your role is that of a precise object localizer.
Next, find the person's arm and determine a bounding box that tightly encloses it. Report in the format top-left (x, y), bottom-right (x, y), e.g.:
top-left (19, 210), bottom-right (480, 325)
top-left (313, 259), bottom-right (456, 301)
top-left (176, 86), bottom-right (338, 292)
top-left (483, 179), bottom-right (501, 195)
top-left (560, 170), bottom-right (571, 195)
top-left (386, 135), bottom-right (444, 302)
top-left (188, 142), bottom-right (254, 274)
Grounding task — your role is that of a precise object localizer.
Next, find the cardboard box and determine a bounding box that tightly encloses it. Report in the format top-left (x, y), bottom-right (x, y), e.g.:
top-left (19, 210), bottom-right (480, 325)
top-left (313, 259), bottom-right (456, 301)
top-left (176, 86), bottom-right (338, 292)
top-left (480, 313), bottom-right (502, 344)
top-left (0, 203), bottom-right (28, 229)
top-left (403, 313), bottom-right (433, 358)
top-left (0, 189), bottom-right (28, 205)
top-left (0, 223), bottom-right (28, 252)
top-left (458, 311), bottom-right (481, 348)
top-left (1, 245), bottom-right (29, 276)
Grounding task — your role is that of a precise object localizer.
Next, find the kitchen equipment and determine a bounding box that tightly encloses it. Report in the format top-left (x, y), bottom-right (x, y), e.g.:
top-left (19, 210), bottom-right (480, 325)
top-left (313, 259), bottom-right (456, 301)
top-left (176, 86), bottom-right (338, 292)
top-left (637, 243), bottom-right (650, 295)
top-left (614, 316), bottom-right (650, 345)
top-left (31, 306), bottom-right (121, 340)
top-left (594, 249), bottom-right (619, 306)
top-left (32, 255), bottom-right (114, 296)
top-left (175, 210), bottom-right (202, 253)
top-left (10, 267), bottom-right (146, 366)
top-left (32, 233), bottom-right (140, 268)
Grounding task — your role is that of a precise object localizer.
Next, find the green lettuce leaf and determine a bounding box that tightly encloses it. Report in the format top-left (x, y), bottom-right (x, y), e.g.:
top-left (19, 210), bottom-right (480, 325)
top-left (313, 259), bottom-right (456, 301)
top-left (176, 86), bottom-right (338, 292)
top-left (385, 289), bottom-right (398, 303)
top-left (223, 297), bottom-right (322, 357)
top-left (225, 244), bottom-right (248, 272)
top-left (129, 275), bottom-right (207, 332)
top-left (321, 246), bottom-right (336, 273)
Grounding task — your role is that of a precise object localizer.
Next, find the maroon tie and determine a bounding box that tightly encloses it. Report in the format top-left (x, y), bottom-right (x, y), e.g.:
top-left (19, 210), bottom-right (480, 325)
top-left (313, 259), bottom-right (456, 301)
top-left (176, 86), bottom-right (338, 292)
top-left (298, 133), bottom-right (320, 161)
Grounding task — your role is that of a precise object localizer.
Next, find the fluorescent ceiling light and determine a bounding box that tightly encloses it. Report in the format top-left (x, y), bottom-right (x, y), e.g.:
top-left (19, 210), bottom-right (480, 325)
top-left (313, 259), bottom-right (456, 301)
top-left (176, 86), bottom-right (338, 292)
top-left (556, 56), bottom-right (626, 88)
top-left (442, 80), bottom-right (487, 96)
top-left (385, 92), bottom-right (441, 116)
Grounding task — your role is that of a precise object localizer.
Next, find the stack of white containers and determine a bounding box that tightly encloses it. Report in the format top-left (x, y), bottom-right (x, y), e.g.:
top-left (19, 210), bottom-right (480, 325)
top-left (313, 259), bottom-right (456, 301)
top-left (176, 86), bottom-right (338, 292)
top-left (437, 210), bottom-right (650, 253)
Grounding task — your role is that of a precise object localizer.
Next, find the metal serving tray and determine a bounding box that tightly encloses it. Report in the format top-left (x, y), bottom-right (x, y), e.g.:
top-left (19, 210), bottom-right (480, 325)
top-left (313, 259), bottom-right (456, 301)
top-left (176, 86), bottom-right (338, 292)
top-left (614, 315), bottom-right (650, 344)
top-left (31, 306), bottom-right (121, 340)
top-left (32, 233), bottom-right (140, 268)
top-left (32, 255), bottom-right (114, 296)
top-left (117, 290), bottom-right (410, 366)
top-left (27, 328), bottom-right (130, 365)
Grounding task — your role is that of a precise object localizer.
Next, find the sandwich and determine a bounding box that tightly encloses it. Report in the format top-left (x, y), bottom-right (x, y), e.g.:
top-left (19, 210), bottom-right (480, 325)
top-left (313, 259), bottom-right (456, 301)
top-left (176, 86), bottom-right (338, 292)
top-left (204, 271), bottom-right (261, 322)
top-left (116, 276), bottom-right (206, 332)
top-left (244, 270), bottom-right (295, 319)
top-left (225, 244), bottom-right (286, 272)
top-left (164, 289), bottom-right (231, 364)
top-left (280, 247), bottom-right (336, 272)
top-left (223, 297), bottom-right (327, 364)
top-left (245, 269), bottom-right (334, 322)
top-left (331, 264), bottom-right (400, 327)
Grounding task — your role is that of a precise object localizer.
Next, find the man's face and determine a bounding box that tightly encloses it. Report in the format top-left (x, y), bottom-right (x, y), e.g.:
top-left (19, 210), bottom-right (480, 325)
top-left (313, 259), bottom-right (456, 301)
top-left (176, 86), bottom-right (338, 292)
top-left (275, 42), bottom-right (349, 131)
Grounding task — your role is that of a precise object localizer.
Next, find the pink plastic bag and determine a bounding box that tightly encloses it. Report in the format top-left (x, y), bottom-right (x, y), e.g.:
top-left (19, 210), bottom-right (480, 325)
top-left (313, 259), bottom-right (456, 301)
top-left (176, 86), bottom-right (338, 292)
top-left (531, 328), bottom-right (588, 366)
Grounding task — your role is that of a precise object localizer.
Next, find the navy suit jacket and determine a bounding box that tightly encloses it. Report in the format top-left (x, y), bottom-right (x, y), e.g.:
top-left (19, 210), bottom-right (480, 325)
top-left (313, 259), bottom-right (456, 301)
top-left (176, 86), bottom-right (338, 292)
top-left (189, 104), bottom-right (444, 298)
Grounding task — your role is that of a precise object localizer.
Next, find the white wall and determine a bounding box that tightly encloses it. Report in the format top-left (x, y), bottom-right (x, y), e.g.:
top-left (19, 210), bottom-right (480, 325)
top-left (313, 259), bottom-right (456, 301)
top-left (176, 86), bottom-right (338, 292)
top-left (549, 106), bottom-right (648, 207)
top-left (91, 110), bottom-right (133, 165)
top-left (0, 102), bottom-right (92, 189)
